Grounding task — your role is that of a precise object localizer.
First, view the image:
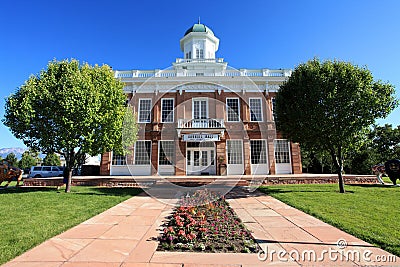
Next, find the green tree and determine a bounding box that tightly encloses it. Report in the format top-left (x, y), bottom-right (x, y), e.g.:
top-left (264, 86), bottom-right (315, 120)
top-left (43, 153), bottom-right (61, 166)
top-left (370, 124), bottom-right (400, 163)
top-left (3, 59), bottom-right (138, 192)
top-left (275, 59), bottom-right (397, 193)
top-left (5, 153), bottom-right (18, 167)
top-left (18, 150), bottom-right (40, 170)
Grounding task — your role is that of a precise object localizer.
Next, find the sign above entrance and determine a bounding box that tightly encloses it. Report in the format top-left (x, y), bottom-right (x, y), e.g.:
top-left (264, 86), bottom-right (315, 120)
top-left (182, 134), bottom-right (220, 142)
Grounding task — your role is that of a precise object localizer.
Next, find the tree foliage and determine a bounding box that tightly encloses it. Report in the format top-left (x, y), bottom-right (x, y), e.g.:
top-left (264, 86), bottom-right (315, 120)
top-left (275, 59), bottom-right (398, 192)
top-left (3, 59), bottom-right (138, 192)
top-left (18, 150), bottom-right (40, 170)
top-left (5, 153), bottom-right (18, 167)
top-left (43, 153), bottom-right (61, 166)
top-left (370, 124), bottom-right (400, 163)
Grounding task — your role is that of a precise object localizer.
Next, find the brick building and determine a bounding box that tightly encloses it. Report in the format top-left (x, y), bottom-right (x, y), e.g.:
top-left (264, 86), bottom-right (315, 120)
top-left (100, 22), bottom-right (302, 176)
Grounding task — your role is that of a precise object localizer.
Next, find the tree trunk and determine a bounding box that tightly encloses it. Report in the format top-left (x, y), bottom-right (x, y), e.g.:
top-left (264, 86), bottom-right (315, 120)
top-left (330, 148), bottom-right (345, 193)
top-left (64, 149), bottom-right (75, 193)
top-left (337, 167), bottom-right (345, 193)
top-left (65, 169), bottom-right (73, 193)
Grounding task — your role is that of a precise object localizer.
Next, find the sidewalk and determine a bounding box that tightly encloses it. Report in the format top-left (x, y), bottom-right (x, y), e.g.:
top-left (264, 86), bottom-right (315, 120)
top-left (3, 187), bottom-right (399, 267)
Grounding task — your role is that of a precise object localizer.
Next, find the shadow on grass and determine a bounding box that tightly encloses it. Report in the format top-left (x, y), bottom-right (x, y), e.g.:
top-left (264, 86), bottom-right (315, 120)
top-left (0, 186), bottom-right (56, 194)
top-left (347, 183), bottom-right (400, 189)
top-left (0, 186), bottom-right (143, 197)
top-left (77, 187), bottom-right (143, 197)
top-left (258, 187), bottom-right (355, 194)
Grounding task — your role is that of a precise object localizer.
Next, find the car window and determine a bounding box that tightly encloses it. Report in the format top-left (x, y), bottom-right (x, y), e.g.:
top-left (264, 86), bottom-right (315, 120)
top-left (51, 167), bottom-right (59, 171)
top-left (33, 167), bottom-right (41, 171)
top-left (42, 166), bottom-right (51, 171)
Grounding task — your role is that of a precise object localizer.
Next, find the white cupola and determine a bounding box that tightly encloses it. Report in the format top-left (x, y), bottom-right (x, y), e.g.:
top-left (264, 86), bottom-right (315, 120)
top-left (180, 20), bottom-right (219, 59)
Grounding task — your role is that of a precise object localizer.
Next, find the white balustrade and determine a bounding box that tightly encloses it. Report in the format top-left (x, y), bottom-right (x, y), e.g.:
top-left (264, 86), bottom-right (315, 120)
top-left (178, 119), bottom-right (225, 129)
top-left (115, 64), bottom-right (291, 79)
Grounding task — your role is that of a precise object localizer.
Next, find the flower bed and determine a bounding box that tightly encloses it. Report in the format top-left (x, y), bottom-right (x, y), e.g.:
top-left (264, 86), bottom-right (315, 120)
top-left (158, 190), bottom-right (260, 253)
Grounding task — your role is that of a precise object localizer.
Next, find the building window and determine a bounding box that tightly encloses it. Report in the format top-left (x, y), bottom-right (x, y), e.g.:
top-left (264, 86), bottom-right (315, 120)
top-left (194, 151), bottom-right (200, 166)
top-left (250, 140), bottom-right (267, 164)
top-left (227, 140), bottom-right (243, 164)
top-left (226, 98), bottom-right (240, 122)
top-left (271, 97), bottom-right (276, 120)
top-left (193, 98), bottom-right (208, 119)
top-left (196, 49), bottom-right (204, 59)
top-left (112, 154), bottom-right (126, 165)
top-left (159, 141), bottom-right (175, 165)
top-left (250, 98), bottom-right (263, 122)
top-left (274, 140), bottom-right (290, 164)
top-left (138, 99), bottom-right (152, 123)
top-left (188, 51), bottom-right (192, 59)
top-left (134, 141), bottom-right (151, 165)
top-left (201, 151), bottom-right (208, 166)
top-left (161, 98), bottom-right (174, 123)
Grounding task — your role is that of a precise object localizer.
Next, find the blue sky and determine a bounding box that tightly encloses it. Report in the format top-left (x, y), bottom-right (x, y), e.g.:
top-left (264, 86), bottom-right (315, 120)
top-left (1, 0), bottom-right (399, 149)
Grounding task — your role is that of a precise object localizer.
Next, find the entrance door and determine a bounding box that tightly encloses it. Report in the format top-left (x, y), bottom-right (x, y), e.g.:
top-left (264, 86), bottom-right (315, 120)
top-left (186, 142), bottom-right (216, 175)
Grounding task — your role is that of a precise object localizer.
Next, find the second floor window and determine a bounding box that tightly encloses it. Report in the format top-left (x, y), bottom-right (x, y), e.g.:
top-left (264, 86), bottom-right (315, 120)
top-left (161, 99), bottom-right (174, 123)
top-left (138, 99), bottom-right (152, 123)
top-left (226, 98), bottom-right (240, 122)
top-left (193, 99), bottom-right (208, 119)
top-left (250, 98), bottom-right (263, 122)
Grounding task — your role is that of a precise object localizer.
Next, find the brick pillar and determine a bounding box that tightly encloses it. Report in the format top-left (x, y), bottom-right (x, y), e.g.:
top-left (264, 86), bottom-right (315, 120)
top-left (175, 141), bottom-right (186, 175)
top-left (241, 96), bottom-right (249, 122)
top-left (216, 140), bottom-right (226, 175)
top-left (151, 140), bottom-right (158, 175)
top-left (100, 152), bottom-right (111, 176)
top-left (291, 142), bottom-right (302, 174)
top-left (243, 138), bottom-right (251, 175)
top-left (268, 140), bottom-right (276, 174)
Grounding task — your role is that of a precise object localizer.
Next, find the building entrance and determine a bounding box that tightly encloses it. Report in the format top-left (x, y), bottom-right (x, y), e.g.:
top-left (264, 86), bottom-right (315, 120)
top-left (186, 142), bottom-right (216, 175)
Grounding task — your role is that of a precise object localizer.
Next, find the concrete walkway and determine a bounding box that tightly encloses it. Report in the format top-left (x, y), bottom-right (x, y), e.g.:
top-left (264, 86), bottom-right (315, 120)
top-left (3, 187), bottom-right (399, 267)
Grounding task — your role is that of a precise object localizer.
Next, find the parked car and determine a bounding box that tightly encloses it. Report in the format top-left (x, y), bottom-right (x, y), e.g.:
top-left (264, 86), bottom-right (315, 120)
top-left (28, 166), bottom-right (64, 178)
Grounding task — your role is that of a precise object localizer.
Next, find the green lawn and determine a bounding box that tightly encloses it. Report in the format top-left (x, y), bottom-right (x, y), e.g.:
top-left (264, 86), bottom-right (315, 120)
top-left (0, 186), bottom-right (142, 265)
top-left (258, 183), bottom-right (400, 257)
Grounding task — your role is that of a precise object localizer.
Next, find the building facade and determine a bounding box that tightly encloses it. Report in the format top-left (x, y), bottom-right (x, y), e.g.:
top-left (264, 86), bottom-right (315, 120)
top-left (100, 22), bottom-right (302, 176)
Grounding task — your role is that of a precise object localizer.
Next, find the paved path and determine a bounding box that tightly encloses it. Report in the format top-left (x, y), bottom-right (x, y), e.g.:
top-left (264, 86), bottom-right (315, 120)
top-left (3, 187), bottom-right (399, 267)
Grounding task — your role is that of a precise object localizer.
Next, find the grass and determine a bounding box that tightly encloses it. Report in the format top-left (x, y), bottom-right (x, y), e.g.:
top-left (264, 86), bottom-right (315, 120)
top-left (0, 186), bottom-right (142, 265)
top-left (258, 183), bottom-right (400, 257)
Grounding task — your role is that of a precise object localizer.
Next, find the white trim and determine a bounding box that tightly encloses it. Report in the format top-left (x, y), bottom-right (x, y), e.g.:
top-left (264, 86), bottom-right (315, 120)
top-left (226, 97), bottom-right (240, 122)
top-left (138, 98), bottom-right (152, 123)
top-left (249, 97), bottom-right (263, 122)
top-left (161, 98), bottom-right (175, 123)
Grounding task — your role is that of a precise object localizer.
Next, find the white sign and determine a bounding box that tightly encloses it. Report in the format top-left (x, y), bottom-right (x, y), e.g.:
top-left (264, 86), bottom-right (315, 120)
top-left (183, 134), bottom-right (220, 142)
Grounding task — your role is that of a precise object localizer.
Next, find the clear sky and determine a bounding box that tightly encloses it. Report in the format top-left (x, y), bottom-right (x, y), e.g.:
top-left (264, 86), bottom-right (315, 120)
top-left (1, 0), bottom-right (399, 149)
